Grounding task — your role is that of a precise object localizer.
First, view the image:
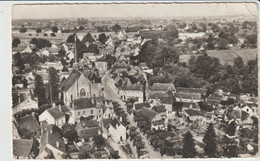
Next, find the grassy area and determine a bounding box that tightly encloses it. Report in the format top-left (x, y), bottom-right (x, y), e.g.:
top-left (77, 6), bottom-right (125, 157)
top-left (207, 48), bottom-right (257, 65)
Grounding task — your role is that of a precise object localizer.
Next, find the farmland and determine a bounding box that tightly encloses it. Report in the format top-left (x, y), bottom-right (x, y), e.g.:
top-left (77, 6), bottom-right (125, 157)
top-left (207, 48), bottom-right (257, 65)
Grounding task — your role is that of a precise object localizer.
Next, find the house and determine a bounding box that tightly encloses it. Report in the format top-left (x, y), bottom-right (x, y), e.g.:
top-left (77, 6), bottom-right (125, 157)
top-left (133, 102), bottom-right (151, 111)
top-left (15, 114), bottom-right (40, 138)
top-left (75, 120), bottom-right (101, 141)
top-left (241, 105), bottom-right (254, 117)
top-left (41, 61), bottom-right (63, 72)
top-left (13, 139), bottom-right (33, 159)
top-left (102, 117), bottom-right (126, 143)
top-left (151, 119), bottom-right (166, 131)
top-left (148, 91), bottom-right (168, 105)
top-left (103, 103), bottom-right (115, 119)
top-left (94, 60), bottom-right (108, 75)
top-left (182, 109), bottom-right (209, 125)
top-left (119, 83), bottom-right (143, 102)
top-left (175, 87), bottom-right (207, 102)
top-left (39, 105), bottom-right (69, 128)
top-left (12, 90), bottom-right (38, 114)
top-left (38, 124), bottom-right (66, 159)
top-left (150, 83), bottom-right (176, 94)
top-left (152, 105), bottom-right (168, 123)
top-left (60, 69), bottom-right (103, 106)
top-left (68, 97), bottom-right (104, 124)
top-left (38, 49), bottom-right (50, 57)
top-left (22, 46), bottom-right (32, 53)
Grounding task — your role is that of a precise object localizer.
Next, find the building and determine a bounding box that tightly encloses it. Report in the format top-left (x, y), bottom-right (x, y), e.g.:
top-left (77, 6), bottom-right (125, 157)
top-left (182, 109), bottom-right (210, 125)
top-left (15, 114), bottom-right (40, 138)
top-left (13, 139), bottom-right (33, 159)
top-left (75, 120), bottom-right (101, 141)
top-left (119, 83), bottom-right (143, 102)
top-left (133, 102), bottom-right (151, 111)
top-left (68, 97), bottom-right (104, 124)
top-left (61, 69), bottom-right (103, 106)
top-left (39, 105), bottom-right (70, 128)
top-left (38, 124), bottom-right (66, 159)
top-left (175, 87), bottom-right (207, 102)
top-left (150, 83), bottom-right (176, 94)
top-left (94, 60), bottom-right (108, 75)
top-left (102, 117), bottom-right (126, 143)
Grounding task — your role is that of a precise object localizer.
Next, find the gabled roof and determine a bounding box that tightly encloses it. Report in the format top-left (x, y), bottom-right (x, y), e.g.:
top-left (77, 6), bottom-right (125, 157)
top-left (161, 97), bottom-right (174, 104)
top-left (134, 102), bottom-right (151, 110)
top-left (184, 109), bottom-right (205, 117)
top-left (152, 119), bottom-right (165, 126)
top-left (176, 87), bottom-right (207, 94)
top-left (73, 98), bottom-right (95, 110)
top-left (77, 127), bottom-right (99, 138)
top-left (148, 91), bottom-right (168, 99)
top-left (150, 83), bottom-right (176, 92)
top-left (17, 114), bottom-right (40, 136)
top-left (13, 139), bottom-right (33, 157)
top-left (139, 108), bottom-right (158, 122)
top-left (60, 69), bottom-right (81, 92)
top-left (125, 83), bottom-right (142, 91)
top-left (102, 118), bottom-right (123, 129)
top-left (40, 124), bottom-right (66, 153)
top-left (152, 105), bottom-right (166, 113)
top-left (46, 106), bottom-right (68, 119)
top-left (82, 120), bottom-right (99, 128)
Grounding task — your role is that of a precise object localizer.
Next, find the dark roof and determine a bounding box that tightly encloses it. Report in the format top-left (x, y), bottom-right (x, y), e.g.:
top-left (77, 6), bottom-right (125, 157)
top-left (150, 83), bottom-right (176, 92)
top-left (125, 83), bottom-right (142, 91)
top-left (73, 98), bottom-right (95, 110)
top-left (176, 87), bottom-right (207, 94)
top-left (13, 139), bottom-right (33, 157)
top-left (172, 102), bottom-right (183, 112)
top-left (60, 69), bottom-right (81, 92)
top-left (17, 114), bottom-right (40, 136)
top-left (102, 118), bottom-right (113, 128)
top-left (134, 102), bottom-right (151, 110)
top-left (152, 119), bottom-right (165, 126)
top-left (152, 105), bottom-right (166, 113)
top-left (148, 91), bottom-right (168, 99)
top-left (47, 106), bottom-right (67, 119)
top-left (184, 109), bottom-right (205, 117)
top-left (139, 108), bottom-right (158, 122)
top-left (161, 97), bottom-right (174, 104)
top-left (82, 120), bottom-right (99, 128)
top-left (175, 92), bottom-right (202, 99)
top-left (182, 102), bottom-right (198, 108)
top-left (102, 118), bottom-right (123, 129)
top-left (40, 124), bottom-right (66, 153)
top-left (77, 127), bottom-right (99, 138)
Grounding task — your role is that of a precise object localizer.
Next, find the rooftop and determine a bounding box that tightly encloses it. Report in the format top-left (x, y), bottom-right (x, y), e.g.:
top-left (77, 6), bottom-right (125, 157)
top-left (150, 83), bottom-right (176, 92)
top-left (152, 105), bottom-right (166, 113)
top-left (139, 108), bottom-right (158, 122)
top-left (17, 114), bottom-right (40, 136)
top-left (13, 139), bottom-right (33, 157)
top-left (134, 102), bottom-right (151, 110)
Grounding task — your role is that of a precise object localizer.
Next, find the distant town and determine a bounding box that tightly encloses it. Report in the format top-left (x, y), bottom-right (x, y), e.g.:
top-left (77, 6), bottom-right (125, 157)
top-left (12, 13), bottom-right (258, 159)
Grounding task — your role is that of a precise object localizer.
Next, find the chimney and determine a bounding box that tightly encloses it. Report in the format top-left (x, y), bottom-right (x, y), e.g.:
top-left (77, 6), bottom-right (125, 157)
top-left (50, 129), bottom-right (53, 134)
top-left (18, 93), bottom-right (21, 104)
top-left (92, 94), bottom-right (97, 106)
top-left (98, 129), bottom-right (101, 135)
top-left (52, 103), bottom-right (56, 108)
top-left (31, 112), bottom-right (36, 120)
top-left (58, 104), bottom-right (62, 111)
top-left (119, 117), bottom-right (122, 122)
top-left (56, 141), bottom-right (59, 148)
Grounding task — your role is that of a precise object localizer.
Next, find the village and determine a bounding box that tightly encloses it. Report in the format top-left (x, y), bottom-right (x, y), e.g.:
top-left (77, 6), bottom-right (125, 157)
top-left (11, 8), bottom-right (258, 159)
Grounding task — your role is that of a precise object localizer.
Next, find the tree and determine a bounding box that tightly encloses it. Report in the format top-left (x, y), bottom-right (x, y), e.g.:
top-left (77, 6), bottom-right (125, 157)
top-left (36, 28), bottom-right (42, 33)
top-left (218, 38), bottom-right (228, 50)
top-left (98, 33), bottom-right (107, 44)
top-left (93, 135), bottom-right (105, 147)
top-left (111, 23), bottom-right (121, 32)
top-left (58, 49), bottom-right (66, 58)
top-left (109, 150), bottom-right (120, 159)
top-left (82, 32), bottom-right (94, 43)
top-left (222, 135), bottom-right (238, 158)
top-left (51, 33), bottom-right (56, 37)
top-left (46, 67), bottom-right (60, 103)
top-left (63, 129), bottom-right (78, 142)
top-left (78, 150), bottom-right (91, 159)
top-left (19, 27), bottom-right (27, 33)
top-left (203, 123), bottom-right (217, 157)
top-left (12, 38), bottom-right (21, 47)
top-left (245, 34), bottom-right (257, 48)
top-left (226, 120), bottom-right (236, 136)
top-left (30, 38), bottom-right (51, 49)
top-left (52, 26), bottom-right (59, 33)
top-left (182, 131), bottom-right (197, 158)
top-left (34, 74), bottom-right (47, 106)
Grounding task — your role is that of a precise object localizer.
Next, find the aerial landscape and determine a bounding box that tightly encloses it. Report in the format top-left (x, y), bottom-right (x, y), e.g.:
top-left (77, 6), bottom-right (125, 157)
top-left (11, 2), bottom-right (258, 159)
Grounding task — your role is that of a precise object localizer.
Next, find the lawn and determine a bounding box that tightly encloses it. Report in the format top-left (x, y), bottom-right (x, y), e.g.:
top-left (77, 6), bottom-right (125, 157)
top-left (207, 48), bottom-right (257, 65)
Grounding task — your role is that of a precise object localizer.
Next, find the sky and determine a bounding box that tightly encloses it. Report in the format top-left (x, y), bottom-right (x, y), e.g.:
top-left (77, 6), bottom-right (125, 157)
top-left (12, 2), bottom-right (258, 19)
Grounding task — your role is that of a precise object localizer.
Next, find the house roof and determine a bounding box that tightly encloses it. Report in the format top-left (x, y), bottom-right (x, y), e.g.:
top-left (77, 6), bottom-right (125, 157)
top-left (81, 120), bottom-right (99, 128)
top-left (17, 114), bottom-right (40, 136)
top-left (150, 83), bottom-right (176, 92)
top-left (40, 124), bottom-right (66, 153)
top-left (148, 91), bottom-right (168, 99)
top-left (102, 118), bottom-right (123, 129)
top-left (102, 118), bottom-right (113, 128)
top-left (13, 139), bottom-right (33, 157)
top-left (73, 98), bottom-right (95, 110)
top-left (46, 106), bottom-right (68, 119)
top-left (175, 92), bottom-right (202, 100)
top-left (176, 87), bottom-right (207, 94)
top-left (139, 108), bottom-right (158, 122)
top-left (161, 97), bottom-right (174, 104)
top-left (152, 105), bottom-right (166, 113)
top-left (184, 109), bottom-right (205, 117)
top-left (152, 119), bottom-right (165, 126)
top-left (125, 83), bottom-right (142, 91)
top-left (77, 127), bottom-right (99, 138)
top-left (172, 102), bottom-right (183, 112)
top-left (60, 69), bottom-right (81, 92)
top-left (134, 102), bottom-right (151, 110)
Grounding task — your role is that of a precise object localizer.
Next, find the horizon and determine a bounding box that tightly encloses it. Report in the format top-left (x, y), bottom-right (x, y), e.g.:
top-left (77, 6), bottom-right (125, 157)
top-left (12, 2), bottom-right (258, 20)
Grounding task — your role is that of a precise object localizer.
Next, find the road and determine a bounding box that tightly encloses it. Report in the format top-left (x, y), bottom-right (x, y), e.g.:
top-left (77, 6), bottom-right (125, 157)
top-left (102, 70), bottom-right (162, 159)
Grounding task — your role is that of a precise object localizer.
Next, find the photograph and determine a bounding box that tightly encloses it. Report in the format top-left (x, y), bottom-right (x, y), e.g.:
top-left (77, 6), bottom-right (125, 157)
top-left (11, 2), bottom-right (258, 159)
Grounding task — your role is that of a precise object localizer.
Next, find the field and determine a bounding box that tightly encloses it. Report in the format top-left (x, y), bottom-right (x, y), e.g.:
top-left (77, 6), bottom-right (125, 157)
top-left (207, 48), bottom-right (257, 65)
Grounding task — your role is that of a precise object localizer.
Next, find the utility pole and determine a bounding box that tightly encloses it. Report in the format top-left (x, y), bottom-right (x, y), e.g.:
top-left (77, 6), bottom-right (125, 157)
top-left (49, 68), bottom-right (53, 105)
top-left (74, 34), bottom-right (77, 65)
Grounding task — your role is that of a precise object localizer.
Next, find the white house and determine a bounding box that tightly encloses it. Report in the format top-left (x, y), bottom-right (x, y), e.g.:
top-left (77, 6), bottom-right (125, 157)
top-left (102, 118), bottom-right (126, 143)
top-left (39, 105), bottom-right (69, 128)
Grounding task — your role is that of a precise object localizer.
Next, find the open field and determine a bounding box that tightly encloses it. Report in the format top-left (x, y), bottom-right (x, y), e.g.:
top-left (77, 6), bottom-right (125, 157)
top-left (207, 48), bottom-right (257, 65)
